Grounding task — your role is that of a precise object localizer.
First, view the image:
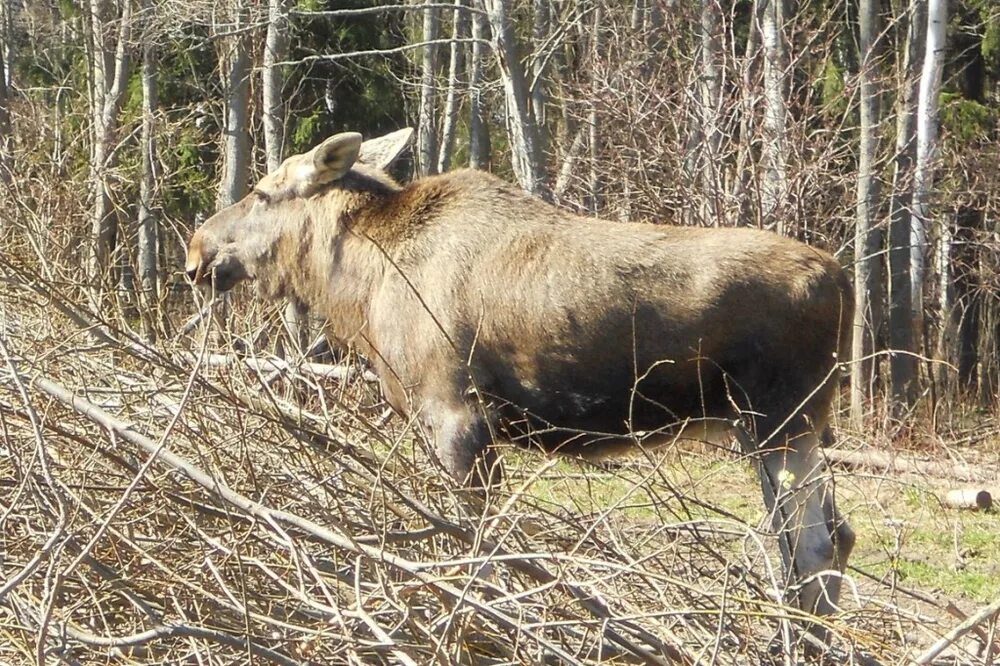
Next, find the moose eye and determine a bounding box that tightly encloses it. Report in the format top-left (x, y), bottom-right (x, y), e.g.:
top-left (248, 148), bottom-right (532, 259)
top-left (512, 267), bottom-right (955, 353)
top-left (253, 189), bottom-right (271, 205)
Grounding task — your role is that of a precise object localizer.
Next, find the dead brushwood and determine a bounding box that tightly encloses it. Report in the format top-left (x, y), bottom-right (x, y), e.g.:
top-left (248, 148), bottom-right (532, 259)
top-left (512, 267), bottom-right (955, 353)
top-left (0, 258), bottom-right (992, 665)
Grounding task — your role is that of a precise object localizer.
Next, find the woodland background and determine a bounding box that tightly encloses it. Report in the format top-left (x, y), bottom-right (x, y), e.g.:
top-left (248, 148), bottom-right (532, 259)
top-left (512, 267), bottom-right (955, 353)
top-left (1, 0), bottom-right (999, 423)
top-left (2, 0), bottom-right (1000, 427)
top-left (1, 0), bottom-right (1000, 664)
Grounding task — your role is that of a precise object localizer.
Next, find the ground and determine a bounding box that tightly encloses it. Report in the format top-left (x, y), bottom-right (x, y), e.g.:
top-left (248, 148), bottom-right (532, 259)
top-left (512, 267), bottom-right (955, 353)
top-left (505, 436), bottom-right (1000, 660)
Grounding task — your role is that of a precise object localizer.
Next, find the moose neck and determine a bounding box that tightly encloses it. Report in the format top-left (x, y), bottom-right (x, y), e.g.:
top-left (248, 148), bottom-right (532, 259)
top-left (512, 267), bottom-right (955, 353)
top-left (273, 192), bottom-right (392, 345)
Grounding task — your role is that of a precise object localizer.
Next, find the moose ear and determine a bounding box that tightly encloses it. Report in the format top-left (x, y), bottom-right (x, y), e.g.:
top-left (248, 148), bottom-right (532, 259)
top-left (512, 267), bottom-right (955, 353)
top-left (311, 132), bottom-right (363, 184)
top-left (358, 128), bottom-right (414, 171)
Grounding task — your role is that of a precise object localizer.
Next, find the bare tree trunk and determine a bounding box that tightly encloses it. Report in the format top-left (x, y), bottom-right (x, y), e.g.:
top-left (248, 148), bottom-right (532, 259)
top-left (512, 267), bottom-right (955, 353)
top-left (682, 65), bottom-right (703, 219)
top-left (137, 6), bottom-right (159, 341)
top-left (645, 0), bottom-right (663, 53)
top-left (0, 0), bottom-right (11, 182)
top-left (263, 0), bottom-right (289, 174)
top-left (950, 207), bottom-right (979, 393)
top-left (631, 0), bottom-right (645, 32)
top-left (0, 25), bottom-right (10, 182)
top-left (587, 4), bottom-right (603, 214)
top-left (217, 0), bottom-right (252, 210)
top-left (210, 0), bottom-right (251, 343)
top-left (909, 0), bottom-right (948, 351)
top-left (483, 0), bottom-right (543, 194)
top-left (934, 207), bottom-right (952, 378)
top-left (87, 0), bottom-right (132, 305)
top-left (531, 0), bottom-right (550, 165)
top-left (699, 0), bottom-right (723, 224)
top-left (760, 0), bottom-right (788, 233)
top-left (976, 253), bottom-right (999, 402)
top-left (417, 0), bottom-right (440, 177)
top-left (468, 7), bottom-right (490, 170)
top-left (733, 0), bottom-right (763, 226)
top-left (261, 0), bottom-right (306, 355)
top-left (553, 125), bottom-right (585, 202)
top-left (888, 0), bottom-right (924, 409)
top-left (437, 0), bottom-right (467, 173)
top-left (1, 0), bottom-right (12, 94)
top-left (850, 0), bottom-right (885, 426)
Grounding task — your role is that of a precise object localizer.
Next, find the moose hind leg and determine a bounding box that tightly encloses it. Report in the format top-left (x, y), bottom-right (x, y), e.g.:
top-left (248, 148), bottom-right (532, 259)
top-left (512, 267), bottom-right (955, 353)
top-left (753, 429), bottom-right (853, 618)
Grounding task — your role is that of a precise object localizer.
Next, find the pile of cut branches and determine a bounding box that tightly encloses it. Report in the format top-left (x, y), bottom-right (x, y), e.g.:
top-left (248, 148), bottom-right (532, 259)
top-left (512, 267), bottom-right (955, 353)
top-left (0, 259), bottom-right (991, 665)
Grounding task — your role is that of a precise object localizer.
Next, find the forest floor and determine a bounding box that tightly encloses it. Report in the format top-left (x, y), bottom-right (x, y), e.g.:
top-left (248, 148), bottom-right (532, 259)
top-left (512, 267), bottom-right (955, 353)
top-left (511, 433), bottom-right (1000, 661)
top-left (523, 442), bottom-right (1000, 605)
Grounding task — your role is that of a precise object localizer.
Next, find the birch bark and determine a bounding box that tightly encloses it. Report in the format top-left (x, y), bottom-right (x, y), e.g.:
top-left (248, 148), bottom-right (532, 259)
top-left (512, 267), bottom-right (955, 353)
top-left (850, 0), bottom-right (885, 425)
top-left (483, 0), bottom-right (543, 194)
top-left (417, 0), bottom-right (440, 176)
top-left (909, 0), bottom-right (948, 348)
top-left (87, 0), bottom-right (132, 302)
top-left (887, 0), bottom-right (925, 407)
top-left (137, 4), bottom-right (159, 339)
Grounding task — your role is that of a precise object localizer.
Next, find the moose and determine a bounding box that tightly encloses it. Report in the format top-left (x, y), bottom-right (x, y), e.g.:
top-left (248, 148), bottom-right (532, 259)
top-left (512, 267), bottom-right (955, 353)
top-left (186, 128), bottom-right (855, 622)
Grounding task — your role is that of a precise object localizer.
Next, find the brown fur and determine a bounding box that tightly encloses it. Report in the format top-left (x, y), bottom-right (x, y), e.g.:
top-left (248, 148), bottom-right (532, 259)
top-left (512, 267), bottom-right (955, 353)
top-left (186, 130), bottom-right (856, 619)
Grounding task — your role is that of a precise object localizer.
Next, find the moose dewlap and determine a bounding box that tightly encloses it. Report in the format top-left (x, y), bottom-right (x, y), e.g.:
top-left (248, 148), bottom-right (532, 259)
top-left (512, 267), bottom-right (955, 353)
top-left (186, 128), bottom-right (856, 620)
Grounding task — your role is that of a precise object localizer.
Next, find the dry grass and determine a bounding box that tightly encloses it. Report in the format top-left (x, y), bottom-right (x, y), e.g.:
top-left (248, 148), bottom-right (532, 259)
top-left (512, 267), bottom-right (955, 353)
top-left (1, 258), bottom-right (998, 665)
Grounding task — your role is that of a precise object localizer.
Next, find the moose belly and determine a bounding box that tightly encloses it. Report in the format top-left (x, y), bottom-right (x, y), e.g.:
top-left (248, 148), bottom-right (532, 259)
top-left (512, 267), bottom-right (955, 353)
top-left (485, 356), bottom-right (737, 457)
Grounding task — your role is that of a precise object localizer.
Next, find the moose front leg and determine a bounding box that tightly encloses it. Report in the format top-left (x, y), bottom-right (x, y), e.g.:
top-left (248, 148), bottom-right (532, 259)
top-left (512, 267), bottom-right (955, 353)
top-left (756, 433), bottom-right (854, 621)
top-left (421, 400), bottom-right (501, 488)
top-left (737, 422), bottom-right (854, 630)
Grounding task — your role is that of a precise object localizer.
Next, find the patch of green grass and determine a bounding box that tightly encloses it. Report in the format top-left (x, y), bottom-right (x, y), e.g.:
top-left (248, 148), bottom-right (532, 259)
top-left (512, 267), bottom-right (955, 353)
top-left (868, 554), bottom-right (1000, 601)
top-left (512, 450), bottom-right (760, 526)
top-left (510, 447), bottom-right (1000, 604)
top-left (374, 432), bottom-right (1000, 604)
top-left (835, 474), bottom-right (1000, 604)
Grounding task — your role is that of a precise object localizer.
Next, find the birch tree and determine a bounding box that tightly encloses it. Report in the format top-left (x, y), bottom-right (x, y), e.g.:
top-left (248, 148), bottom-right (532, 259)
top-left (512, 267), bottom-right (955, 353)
top-left (587, 4), bottom-right (603, 213)
top-left (437, 0), bottom-right (467, 173)
top-left (262, 0), bottom-right (308, 354)
top-left (0, 0), bottom-right (9, 89)
top-left (417, 0), bottom-right (440, 177)
top-left (850, 0), bottom-right (885, 425)
top-left (0, 0), bottom-right (10, 180)
top-left (631, 0), bottom-right (645, 32)
top-left (909, 0), bottom-right (947, 349)
top-left (531, 0), bottom-right (551, 165)
top-left (483, 0), bottom-right (543, 194)
top-left (87, 0), bottom-right (133, 303)
top-left (137, 0), bottom-right (159, 340)
top-left (468, 7), bottom-right (490, 170)
top-left (760, 0), bottom-right (788, 232)
top-left (699, 0), bottom-right (723, 224)
top-left (888, 0), bottom-right (925, 407)
top-left (0, 29), bottom-right (10, 180)
top-left (263, 0), bottom-right (289, 174)
top-left (732, 0), bottom-right (763, 225)
top-left (216, 0), bottom-right (252, 210)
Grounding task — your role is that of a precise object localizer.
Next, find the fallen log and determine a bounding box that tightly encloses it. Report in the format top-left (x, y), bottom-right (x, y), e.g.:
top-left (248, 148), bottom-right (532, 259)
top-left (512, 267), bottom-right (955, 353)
top-left (824, 448), bottom-right (997, 485)
top-left (942, 488), bottom-right (992, 511)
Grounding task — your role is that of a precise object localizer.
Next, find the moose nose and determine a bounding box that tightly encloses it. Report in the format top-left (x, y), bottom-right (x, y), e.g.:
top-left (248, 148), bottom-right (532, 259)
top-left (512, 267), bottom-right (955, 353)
top-left (185, 246), bottom-right (210, 283)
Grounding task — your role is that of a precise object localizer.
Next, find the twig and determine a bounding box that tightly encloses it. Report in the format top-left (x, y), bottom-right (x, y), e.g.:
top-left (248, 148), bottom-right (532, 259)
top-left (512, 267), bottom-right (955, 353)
top-left (48, 615), bottom-right (300, 666)
top-left (290, 3), bottom-right (486, 18)
top-left (913, 596), bottom-right (1000, 664)
top-left (21, 373), bottom-right (646, 664)
top-left (174, 298), bottom-right (221, 337)
top-left (179, 352), bottom-right (379, 383)
top-left (272, 39), bottom-right (487, 67)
